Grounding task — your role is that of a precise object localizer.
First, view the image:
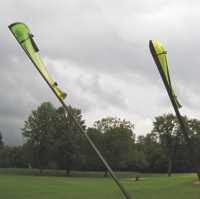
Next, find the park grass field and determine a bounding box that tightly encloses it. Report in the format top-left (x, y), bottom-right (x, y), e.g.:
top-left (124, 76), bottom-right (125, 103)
top-left (0, 168), bottom-right (199, 199)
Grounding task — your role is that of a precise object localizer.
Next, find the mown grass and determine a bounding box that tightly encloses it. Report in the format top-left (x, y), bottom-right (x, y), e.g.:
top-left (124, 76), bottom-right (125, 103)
top-left (0, 168), bottom-right (199, 199)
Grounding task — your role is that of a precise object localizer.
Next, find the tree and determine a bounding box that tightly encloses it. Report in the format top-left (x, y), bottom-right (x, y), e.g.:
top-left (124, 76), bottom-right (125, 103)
top-left (133, 134), bottom-right (159, 172)
top-left (21, 102), bottom-right (56, 175)
top-left (0, 146), bottom-right (23, 168)
top-left (182, 117), bottom-right (200, 171)
top-left (103, 127), bottom-right (134, 175)
top-left (9, 146), bottom-right (23, 168)
top-left (94, 117), bottom-right (135, 138)
top-left (21, 141), bottom-right (39, 169)
top-left (0, 146), bottom-right (11, 168)
top-left (93, 117), bottom-right (135, 176)
top-left (85, 127), bottom-right (103, 171)
top-left (0, 132), bottom-right (4, 150)
top-left (0, 145), bottom-right (23, 168)
top-left (52, 105), bottom-right (86, 176)
top-left (151, 113), bottom-right (184, 176)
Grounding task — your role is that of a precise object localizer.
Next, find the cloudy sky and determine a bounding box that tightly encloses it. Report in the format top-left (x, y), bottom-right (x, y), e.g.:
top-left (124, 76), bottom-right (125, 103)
top-left (1, 0), bottom-right (200, 146)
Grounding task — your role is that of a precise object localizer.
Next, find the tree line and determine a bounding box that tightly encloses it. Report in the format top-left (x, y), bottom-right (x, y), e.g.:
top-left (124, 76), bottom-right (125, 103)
top-left (0, 102), bottom-right (200, 176)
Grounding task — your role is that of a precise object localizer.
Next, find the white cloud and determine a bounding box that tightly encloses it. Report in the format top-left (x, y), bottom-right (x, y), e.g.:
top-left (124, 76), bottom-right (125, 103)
top-left (1, 0), bottom-right (200, 145)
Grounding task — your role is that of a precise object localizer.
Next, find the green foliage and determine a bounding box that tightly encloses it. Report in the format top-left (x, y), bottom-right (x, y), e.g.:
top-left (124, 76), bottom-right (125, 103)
top-left (0, 146), bottom-right (11, 167)
top-left (52, 105), bottom-right (87, 175)
top-left (102, 127), bottom-right (135, 170)
top-left (0, 132), bottom-right (4, 150)
top-left (94, 117), bottom-right (135, 139)
top-left (21, 103), bottom-right (87, 175)
top-left (151, 113), bottom-right (185, 172)
top-left (21, 141), bottom-right (38, 169)
top-left (2, 101), bottom-right (199, 175)
top-left (150, 113), bottom-right (200, 173)
top-left (21, 102), bottom-right (56, 174)
top-left (89, 117), bottom-right (138, 174)
top-left (0, 146), bottom-right (23, 168)
top-left (85, 128), bottom-right (103, 171)
top-left (8, 146), bottom-right (23, 168)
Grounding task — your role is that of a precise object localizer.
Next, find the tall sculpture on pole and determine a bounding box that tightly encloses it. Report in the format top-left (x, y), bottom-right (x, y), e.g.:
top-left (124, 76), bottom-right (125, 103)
top-left (9, 22), bottom-right (132, 199)
top-left (149, 40), bottom-right (200, 181)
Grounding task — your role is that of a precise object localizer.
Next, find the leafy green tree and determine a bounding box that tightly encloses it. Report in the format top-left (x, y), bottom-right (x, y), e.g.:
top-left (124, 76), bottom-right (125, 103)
top-left (21, 102), bottom-right (56, 175)
top-left (0, 132), bottom-right (4, 150)
top-left (186, 117), bottom-right (200, 152)
top-left (9, 146), bottom-right (23, 168)
top-left (0, 146), bottom-right (11, 168)
top-left (182, 117), bottom-right (200, 172)
top-left (52, 105), bottom-right (86, 176)
top-left (147, 142), bottom-right (167, 172)
top-left (0, 145), bottom-right (23, 168)
top-left (103, 127), bottom-right (134, 175)
top-left (94, 117), bottom-right (135, 139)
top-left (133, 134), bottom-right (160, 172)
top-left (21, 141), bottom-right (39, 169)
top-left (136, 133), bottom-right (168, 173)
top-left (93, 117), bottom-right (135, 176)
top-left (85, 127), bottom-right (103, 171)
top-left (151, 113), bottom-right (184, 176)
top-left (137, 135), bottom-right (145, 145)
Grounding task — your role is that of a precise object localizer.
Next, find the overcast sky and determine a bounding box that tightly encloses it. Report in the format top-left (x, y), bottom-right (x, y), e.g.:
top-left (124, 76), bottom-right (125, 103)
top-left (1, 0), bottom-right (200, 146)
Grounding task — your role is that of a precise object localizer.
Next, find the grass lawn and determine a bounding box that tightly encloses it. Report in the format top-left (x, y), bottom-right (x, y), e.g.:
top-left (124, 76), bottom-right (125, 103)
top-left (0, 168), bottom-right (199, 199)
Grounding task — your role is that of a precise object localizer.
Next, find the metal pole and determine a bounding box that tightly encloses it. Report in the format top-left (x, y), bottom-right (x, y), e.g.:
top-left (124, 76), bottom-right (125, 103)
top-left (149, 40), bottom-right (200, 181)
top-left (27, 59), bottom-right (132, 199)
top-left (25, 56), bottom-right (132, 199)
top-left (58, 98), bottom-right (132, 199)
